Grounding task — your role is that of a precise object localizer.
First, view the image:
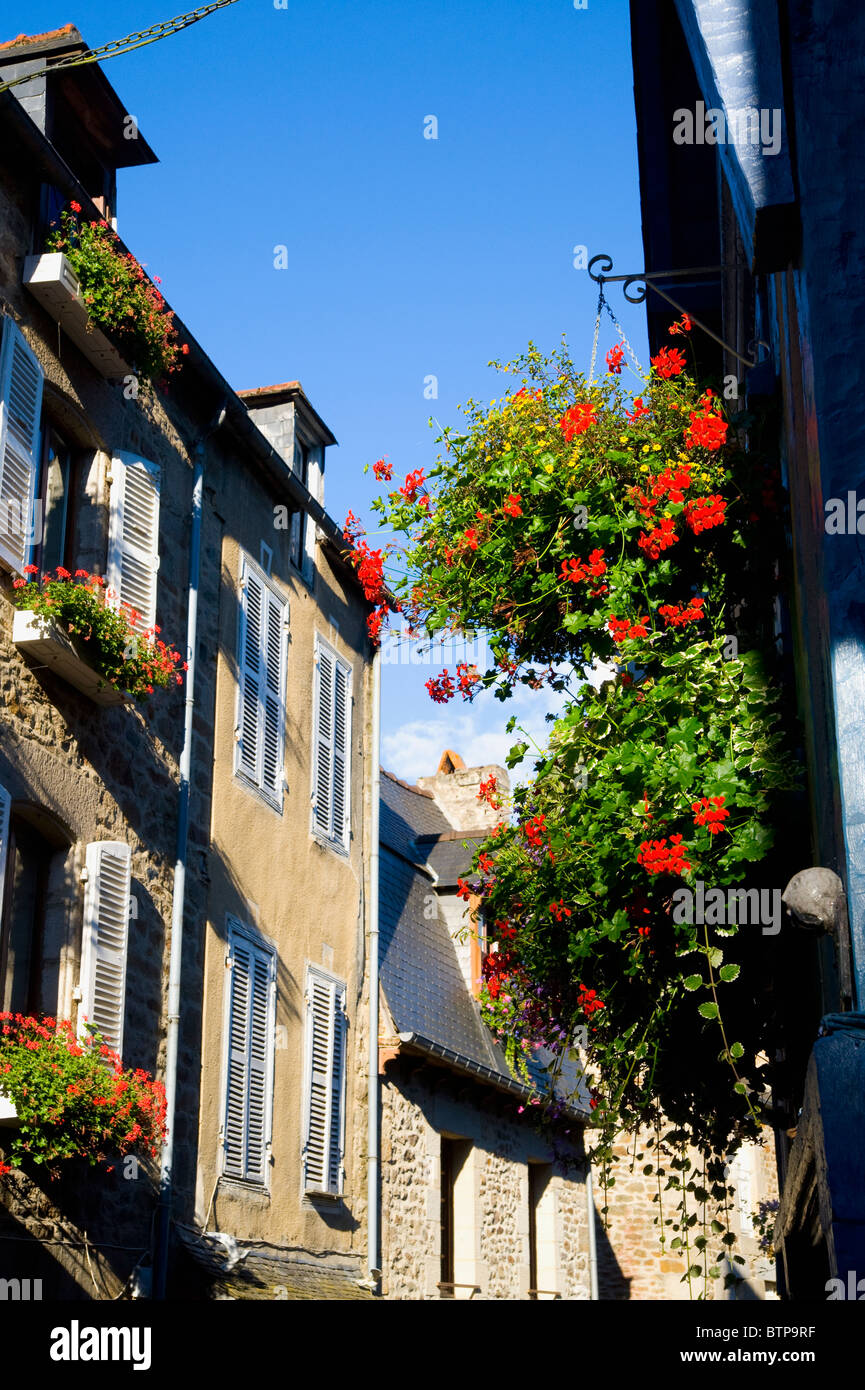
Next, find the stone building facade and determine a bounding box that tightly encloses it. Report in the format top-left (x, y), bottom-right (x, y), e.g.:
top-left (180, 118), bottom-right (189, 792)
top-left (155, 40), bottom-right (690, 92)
top-left (377, 754), bottom-right (592, 1300)
top-left (0, 26), bottom-right (375, 1300)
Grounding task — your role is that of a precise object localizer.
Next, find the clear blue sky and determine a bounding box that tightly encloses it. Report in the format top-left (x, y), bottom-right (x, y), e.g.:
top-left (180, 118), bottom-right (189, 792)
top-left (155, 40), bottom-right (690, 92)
top-left (18, 0), bottom-right (649, 782)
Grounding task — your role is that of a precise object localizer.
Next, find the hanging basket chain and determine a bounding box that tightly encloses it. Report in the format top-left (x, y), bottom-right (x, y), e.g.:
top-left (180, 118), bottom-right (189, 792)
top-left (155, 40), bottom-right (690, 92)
top-left (589, 285), bottom-right (644, 382)
top-left (588, 285), bottom-right (604, 382)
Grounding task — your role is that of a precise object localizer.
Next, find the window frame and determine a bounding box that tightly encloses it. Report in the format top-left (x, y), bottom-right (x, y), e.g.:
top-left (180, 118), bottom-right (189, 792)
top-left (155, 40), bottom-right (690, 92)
top-left (310, 634), bottom-right (352, 854)
top-left (220, 916), bottom-right (277, 1190)
top-left (300, 962), bottom-right (348, 1198)
top-left (233, 552), bottom-right (290, 813)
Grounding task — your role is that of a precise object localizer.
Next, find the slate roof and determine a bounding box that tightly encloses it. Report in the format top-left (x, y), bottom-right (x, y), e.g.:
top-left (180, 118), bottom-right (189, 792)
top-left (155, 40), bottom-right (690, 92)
top-left (379, 770), bottom-right (552, 1091)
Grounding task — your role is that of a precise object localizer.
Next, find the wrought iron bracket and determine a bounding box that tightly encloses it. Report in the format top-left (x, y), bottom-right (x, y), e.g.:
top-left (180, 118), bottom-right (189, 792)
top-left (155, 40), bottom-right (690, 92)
top-left (587, 253), bottom-right (770, 369)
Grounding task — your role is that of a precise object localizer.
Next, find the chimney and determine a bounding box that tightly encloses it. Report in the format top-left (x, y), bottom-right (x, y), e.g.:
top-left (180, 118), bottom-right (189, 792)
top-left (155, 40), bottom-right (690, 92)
top-left (416, 750), bottom-right (510, 832)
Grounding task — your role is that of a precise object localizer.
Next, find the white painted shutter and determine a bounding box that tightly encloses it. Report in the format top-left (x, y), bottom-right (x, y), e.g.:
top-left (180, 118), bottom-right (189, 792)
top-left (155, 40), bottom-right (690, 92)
top-left (0, 784), bottom-right (10, 928)
top-left (313, 643), bottom-right (334, 836)
top-left (302, 445), bottom-right (323, 584)
top-left (237, 562), bottom-right (264, 785)
top-left (332, 662), bottom-right (350, 849)
top-left (106, 452), bottom-right (161, 628)
top-left (223, 922), bottom-right (274, 1185)
top-left (235, 558), bottom-right (286, 807)
top-left (261, 588), bottom-right (286, 801)
top-left (303, 968), bottom-right (346, 1195)
top-left (80, 841), bottom-right (132, 1058)
top-left (0, 318), bottom-right (43, 574)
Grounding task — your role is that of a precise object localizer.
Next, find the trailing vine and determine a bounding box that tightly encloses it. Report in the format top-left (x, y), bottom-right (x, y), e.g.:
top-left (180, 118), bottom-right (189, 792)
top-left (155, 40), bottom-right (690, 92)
top-left (352, 322), bottom-right (799, 1291)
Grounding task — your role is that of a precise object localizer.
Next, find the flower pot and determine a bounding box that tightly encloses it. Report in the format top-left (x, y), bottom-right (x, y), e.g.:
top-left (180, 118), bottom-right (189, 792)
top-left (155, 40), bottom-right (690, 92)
top-left (0, 1092), bottom-right (19, 1128)
top-left (12, 608), bottom-right (129, 707)
top-left (23, 252), bottom-right (132, 381)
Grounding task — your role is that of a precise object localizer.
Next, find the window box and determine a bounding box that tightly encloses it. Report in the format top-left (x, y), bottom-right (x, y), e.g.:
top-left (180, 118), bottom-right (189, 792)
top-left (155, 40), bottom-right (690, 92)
top-left (12, 608), bottom-right (128, 707)
top-left (23, 252), bottom-right (132, 381)
top-left (0, 1092), bottom-right (19, 1128)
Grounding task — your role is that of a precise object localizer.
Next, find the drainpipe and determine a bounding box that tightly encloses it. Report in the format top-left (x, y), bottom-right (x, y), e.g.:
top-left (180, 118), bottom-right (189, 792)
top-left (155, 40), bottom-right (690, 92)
top-left (366, 645), bottom-right (382, 1290)
top-left (586, 1164), bottom-right (599, 1299)
top-left (152, 405), bottom-right (224, 1300)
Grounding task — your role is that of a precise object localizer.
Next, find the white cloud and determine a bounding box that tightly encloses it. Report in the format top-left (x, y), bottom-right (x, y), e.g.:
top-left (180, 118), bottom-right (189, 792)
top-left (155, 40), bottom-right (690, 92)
top-left (381, 679), bottom-right (568, 786)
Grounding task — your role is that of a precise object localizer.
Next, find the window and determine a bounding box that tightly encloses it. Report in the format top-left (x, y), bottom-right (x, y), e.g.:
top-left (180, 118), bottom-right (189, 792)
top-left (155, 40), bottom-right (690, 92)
top-left (106, 451), bottom-right (161, 629)
top-left (235, 553), bottom-right (289, 810)
top-left (301, 964), bottom-right (347, 1195)
top-left (438, 1137), bottom-right (476, 1298)
top-left (222, 918), bottom-right (276, 1186)
top-left (312, 637), bottom-right (351, 850)
top-left (288, 440), bottom-right (308, 571)
top-left (36, 425), bottom-right (73, 574)
top-left (527, 1162), bottom-right (559, 1299)
top-left (79, 840), bottom-right (132, 1057)
top-left (0, 317), bottom-right (43, 575)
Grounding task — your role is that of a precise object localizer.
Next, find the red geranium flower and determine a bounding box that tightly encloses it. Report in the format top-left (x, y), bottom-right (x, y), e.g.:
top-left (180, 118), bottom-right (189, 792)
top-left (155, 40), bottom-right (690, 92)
top-left (651, 346), bottom-right (687, 378)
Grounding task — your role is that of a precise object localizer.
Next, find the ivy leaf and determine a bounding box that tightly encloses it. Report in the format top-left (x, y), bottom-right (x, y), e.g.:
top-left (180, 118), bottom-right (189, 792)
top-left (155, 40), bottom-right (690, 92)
top-left (683, 974), bottom-right (703, 991)
top-left (698, 1002), bottom-right (719, 1020)
top-left (719, 963), bottom-right (740, 983)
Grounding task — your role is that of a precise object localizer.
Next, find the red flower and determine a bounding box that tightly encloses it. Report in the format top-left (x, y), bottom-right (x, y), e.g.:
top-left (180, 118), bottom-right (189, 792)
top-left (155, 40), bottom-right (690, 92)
top-left (399, 468), bottom-right (425, 501)
top-left (685, 407), bottom-right (728, 452)
top-left (606, 344), bottom-right (625, 375)
top-left (463, 528), bottom-right (480, 550)
top-left (558, 402), bottom-right (597, 442)
top-left (503, 493), bottom-right (523, 517)
top-left (69, 200), bottom-right (82, 214)
top-left (638, 516), bottom-right (679, 561)
top-left (637, 834), bottom-right (692, 877)
top-left (625, 396), bottom-right (650, 423)
top-left (560, 547), bottom-right (606, 586)
top-left (426, 670), bottom-right (455, 703)
top-left (522, 814), bottom-right (547, 847)
top-left (668, 313), bottom-right (693, 335)
top-left (651, 346), bottom-right (687, 378)
top-left (608, 614), bottom-right (649, 644)
top-left (692, 795), bottom-right (730, 835)
top-left (54, 567), bottom-right (72, 579)
top-left (181, 343), bottom-right (190, 355)
top-left (550, 899), bottom-right (572, 922)
top-left (684, 495), bottom-right (727, 534)
top-left (477, 774), bottom-right (502, 809)
top-left (577, 983), bottom-right (605, 1016)
top-left (658, 595), bottom-right (705, 628)
top-left (373, 458), bottom-right (393, 482)
top-left (23, 564), bottom-right (39, 575)
top-left (456, 877), bottom-right (475, 902)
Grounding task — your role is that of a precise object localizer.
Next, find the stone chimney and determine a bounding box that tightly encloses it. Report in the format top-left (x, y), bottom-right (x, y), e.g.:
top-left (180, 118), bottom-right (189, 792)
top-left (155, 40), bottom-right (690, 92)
top-left (416, 750), bottom-right (510, 832)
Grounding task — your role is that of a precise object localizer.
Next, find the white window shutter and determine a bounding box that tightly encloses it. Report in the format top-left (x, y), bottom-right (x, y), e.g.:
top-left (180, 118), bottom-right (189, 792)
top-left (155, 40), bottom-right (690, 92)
top-left (313, 643), bottom-right (335, 836)
top-left (303, 968), bottom-right (346, 1195)
top-left (106, 452), bottom-right (161, 628)
top-left (0, 784), bottom-right (11, 923)
top-left (0, 318), bottom-right (43, 575)
top-left (302, 445), bottom-right (323, 584)
top-left (235, 557), bottom-right (287, 808)
top-left (332, 662), bottom-right (350, 849)
top-left (223, 921), bottom-right (275, 1185)
top-left (261, 589), bottom-right (286, 801)
top-left (80, 841), bottom-right (132, 1058)
top-left (237, 562), bottom-right (264, 785)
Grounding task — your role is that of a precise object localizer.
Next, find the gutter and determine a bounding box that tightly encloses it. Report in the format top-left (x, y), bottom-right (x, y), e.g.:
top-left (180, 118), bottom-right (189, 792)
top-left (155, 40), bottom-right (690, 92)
top-left (366, 650), bottom-right (382, 1290)
top-left (392, 1032), bottom-right (588, 1122)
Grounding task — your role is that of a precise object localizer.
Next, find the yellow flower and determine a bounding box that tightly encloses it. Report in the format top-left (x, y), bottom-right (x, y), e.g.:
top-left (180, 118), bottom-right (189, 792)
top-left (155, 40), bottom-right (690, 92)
top-left (639, 464), bottom-right (649, 473)
top-left (545, 463), bottom-right (554, 474)
top-left (652, 443), bottom-right (661, 451)
top-left (641, 444), bottom-right (650, 454)
top-left (702, 473), bottom-right (711, 482)
top-left (619, 435), bottom-right (629, 444)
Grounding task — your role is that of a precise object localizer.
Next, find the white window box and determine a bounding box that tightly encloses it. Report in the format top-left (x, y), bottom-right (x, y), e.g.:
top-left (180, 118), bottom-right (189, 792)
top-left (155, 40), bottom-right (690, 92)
top-left (13, 608), bottom-right (129, 707)
top-left (0, 1092), bottom-right (19, 1127)
top-left (23, 252), bottom-right (132, 382)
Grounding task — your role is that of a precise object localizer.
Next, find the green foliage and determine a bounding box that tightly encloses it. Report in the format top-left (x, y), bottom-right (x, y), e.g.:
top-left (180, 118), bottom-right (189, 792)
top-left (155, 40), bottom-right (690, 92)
top-left (0, 1013), bottom-right (166, 1176)
top-left (46, 204), bottom-right (187, 383)
top-left (11, 567), bottom-right (185, 702)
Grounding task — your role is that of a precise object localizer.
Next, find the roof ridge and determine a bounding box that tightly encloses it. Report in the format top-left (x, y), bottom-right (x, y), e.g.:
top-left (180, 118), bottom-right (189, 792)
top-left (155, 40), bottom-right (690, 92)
top-left (380, 768), bottom-right (435, 799)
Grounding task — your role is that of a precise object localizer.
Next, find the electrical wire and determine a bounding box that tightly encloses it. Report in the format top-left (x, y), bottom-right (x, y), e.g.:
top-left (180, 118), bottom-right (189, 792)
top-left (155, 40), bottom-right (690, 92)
top-left (0, 0), bottom-right (241, 95)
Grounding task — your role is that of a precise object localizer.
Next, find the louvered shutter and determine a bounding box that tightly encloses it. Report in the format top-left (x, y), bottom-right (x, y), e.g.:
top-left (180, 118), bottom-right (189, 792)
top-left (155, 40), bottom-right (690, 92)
top-left (313, 643), bottom-right (335, 836)
top-left (223, 921), bottom-right (274, 1185)
top-left (302, 445), bottom-right (323, 584)
top-left (106, 452), bottom-right (161, 628)
top-left (332, 662), bottom-right (350, 848)
top-left (80, 841), bottom-right (131, 1057)
top-left (0, 784), bottom-right (10, 925)
top-left (302, 968), bottom-right (346, 1195)
top-left (0, 318), bottom-right (43, 574)
top-left (261, 589), bottom-right (285, 801)
top-left (237, 563), bottom-right (264, 784)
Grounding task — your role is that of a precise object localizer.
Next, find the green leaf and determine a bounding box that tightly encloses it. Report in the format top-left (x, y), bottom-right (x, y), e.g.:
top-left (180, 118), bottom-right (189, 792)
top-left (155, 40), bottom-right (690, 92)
top-left (698, 1002), bottom-right (719, 1020)
top-left (719, 963), bottom-right (740, 983)
top-left (730, 1041), bottom-right (744, 1059)
top-left (683, 974), bottom-right (703, 991)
